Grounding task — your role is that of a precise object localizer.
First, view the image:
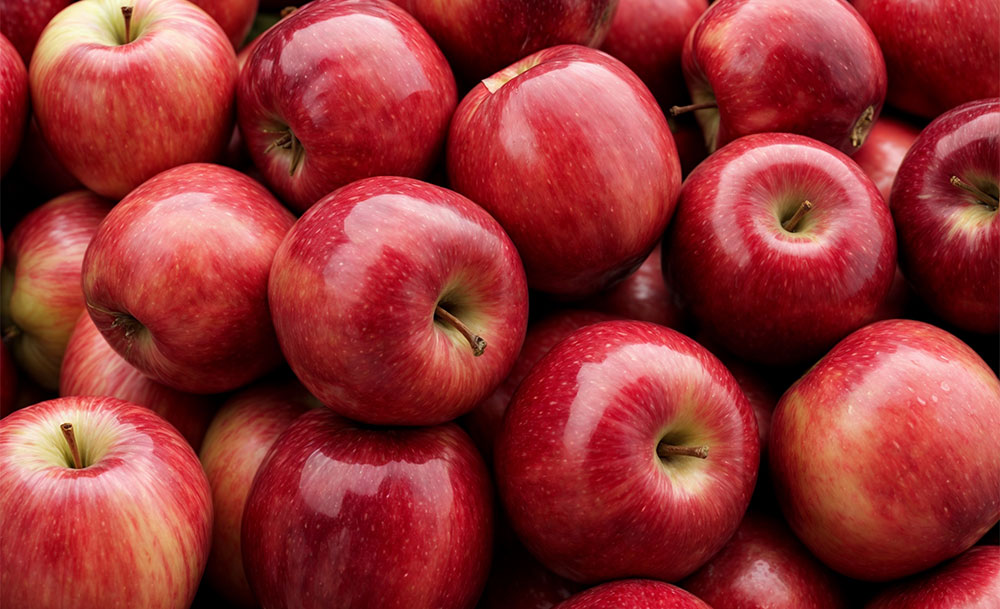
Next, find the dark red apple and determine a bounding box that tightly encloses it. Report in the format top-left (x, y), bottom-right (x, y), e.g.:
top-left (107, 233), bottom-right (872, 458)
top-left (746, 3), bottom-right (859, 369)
top-left (477, 542), bottom-right (583, 609)
top-left (0, 341), bottom-right (16, 417)
top-left (580, 243), bottom-right (683, 329)
top-left (865, 546), bottom-right (999, 609)
top-left (9, 116), bottom-right (84, 200)
top-left (555, 579), bottom-right (712, 609)
top-left (190, 0), bottom-right (257, 49)
top-left (0, 32), bottom-right (28, 177)
top-left (0, 0), bottom-right (70, 64)
top-left (852, 115), bottom-right (921, 202)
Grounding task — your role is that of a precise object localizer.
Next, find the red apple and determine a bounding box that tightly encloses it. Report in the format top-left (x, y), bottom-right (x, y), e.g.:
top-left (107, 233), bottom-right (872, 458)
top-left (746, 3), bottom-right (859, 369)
top-left (556, 579), bottom-right (712, 609)
top-left (0, 396), bottom-right (213, 609)
top-left (681, 0), bottom-right (886, 154)
top-left (9, 116), bottom-right (84, 200)
top-left (0, 32), bottom-right (28, 177)
top-left (268, 176), bottom-right (528, 425)
top-left (199, 377), bottom-right (316, 608)
top-left (190, 0), bottom-right (257, 49)
top-left (496, 320), bottom-right (759, 583)
top-left (770, 319), bottom-right (1000, 581)
top-left (59, 311), bottom-right (217, 451)
top-left (448, 45), bottom-right (681, 297)
top-left (663, 133), bottom-right (896, 366)
top-left (865, 546), bottom-right (1000, 609)
top-left (580, 243), bottom-right (683, 329)
top-left (852, 115), bottom-right (921, 202)
top-left (238, 0), bottom-right (456, 212)
top-left (0, 0), bottom-right (70, 64)
top-left (29, 0), bottom-right (237, 199)
top-left (242, 408), bottom-right (493, 609)
top-left (681, 511), bottom-right (848, 608)
top-left (477, 542), bottom-right (582, 609)
top-left (890, 98), bottom-right (999, 334)
top-left (2, 190), bottom-right (113, 389)
top-left (81, 163), bottom-right (295, 394)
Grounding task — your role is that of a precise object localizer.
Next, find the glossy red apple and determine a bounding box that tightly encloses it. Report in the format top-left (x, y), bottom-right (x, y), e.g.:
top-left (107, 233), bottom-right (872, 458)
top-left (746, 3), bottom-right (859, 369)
top-left (242, 408), bottom-right (493, 609)
top-left (0, 0), bottom-right (70, 64)
top-left (770, 319), bottom-right (1000, 581)
top-left (852, 115), bottom-right (921, 202)
top-left (0, 396), bottom-right (212, 609)
top-left (580, 243), bottom-right (683, 329)
top-left (556, 579), bottom-right (711, 609)
top-left (865, 546), bottom-right (1000, 609)
top-left (59, 311), bottom-right (217, 451)
top-left (496, 320), bottom-right (759, 583)
top-left (681, 0), bottom-right (886, 154)
top-left (449, 44), bottom-right (681, 297)
top-left (2, 190), bottom-right (113, 389)
top-left (269, 176), bottom-right (528, 425)
top-left (664, 133), bottom-right (896, 366)
top-left (238, 0), bottom-right (456, 212)
top-left (890, 98), bottom-right (999, 334)
top-left (29, 0), bottom-right (237, 199)
top-left (0, 33), bottom-right (28, 177)
top-left (199, 377), bottom-right (316, 608)
top-left (82, 163), bottom-right (295, 394)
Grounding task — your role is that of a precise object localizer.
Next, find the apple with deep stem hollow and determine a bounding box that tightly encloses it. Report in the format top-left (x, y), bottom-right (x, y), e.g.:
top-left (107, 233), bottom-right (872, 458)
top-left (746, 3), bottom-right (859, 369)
top-left (555, 579), bottom-right (712, 609)
top-left (864, 546), bottom-right (1000, 609)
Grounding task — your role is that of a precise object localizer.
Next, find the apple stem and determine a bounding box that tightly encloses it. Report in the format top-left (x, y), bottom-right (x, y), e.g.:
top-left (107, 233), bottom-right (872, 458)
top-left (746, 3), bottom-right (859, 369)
top-left (61, 423), bottom-right (83, 469)
top-left (782, 200), bottom-right (813, 232)
top-left (121, 6), bottom-right (134, 44)
top-left (950, 176), bottom-right (999, 210)
top-left (279, 6), bottom-right (298, 18)
top-left (657, 442), bottom-right (709, 460)
top-left (669, 101), bottom-right (717, 117)
top-left (435, 305), bottom-right (486, 356)
top-left (851, 105), bottom-right (875, 148)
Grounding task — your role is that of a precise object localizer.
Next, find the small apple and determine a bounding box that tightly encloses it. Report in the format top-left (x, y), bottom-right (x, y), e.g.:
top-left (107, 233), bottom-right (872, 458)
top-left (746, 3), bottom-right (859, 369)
top-left (865, 546), bottom-right (999, 609)
top-left (852, 115), bottom-right (921, 202)
top-left (0, 0), bottom-right (71, 63)
top-left (555, 579), bottom-right (712, 609)
top-left (476, 541), bottom-right (582, 609)
top-left (580, 243), bottom-right (683, 330)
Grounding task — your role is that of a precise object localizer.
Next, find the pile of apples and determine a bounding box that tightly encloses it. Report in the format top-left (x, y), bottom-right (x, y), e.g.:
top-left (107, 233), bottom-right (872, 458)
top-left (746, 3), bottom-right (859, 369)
top-left (0, 0), bottom-right (998, 607)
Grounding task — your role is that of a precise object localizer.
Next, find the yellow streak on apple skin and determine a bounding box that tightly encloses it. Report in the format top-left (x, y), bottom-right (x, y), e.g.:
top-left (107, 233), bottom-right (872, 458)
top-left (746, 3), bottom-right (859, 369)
top-left (945, 204), bottom-right (996, 240)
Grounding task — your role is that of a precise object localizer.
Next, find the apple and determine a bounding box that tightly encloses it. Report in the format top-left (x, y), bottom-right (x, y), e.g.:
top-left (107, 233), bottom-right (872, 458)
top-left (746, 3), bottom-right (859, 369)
top-left (865, 546), bottom-right (999, 609)
top-left (199, 376), bottom-right (316, 608)
top-left (238, 0), bottom-right (456, 212)
top-left (681, 511), bottom-right (848, 608)
top-left (190, 0), bottom-right (257, 49)
top-left (0, 395), bottom-right (213, 609)
top-left (555, 579), bottom-right (711, 609)
top-left (0, 341), bottom-right (16, 417)
top-left (770, 319), bottom-right (1000, 581)
top-left (853, 0), bottom-right (999, 119)
top-left (81, 163), bottom-right (295, 394)
top-left (59, 311), bottom-right (218, 451)
top-left (852, 115), bottom-right (921, 202)
top-left (29, 0), bottom-right (237, 199)
top-left (680, 0), bottom-right (886, 155)
top-left (477, 542), bottom-right (582, 609)
top-left (496, 320), bottom-right (759, 583)
top-left (268, 176), bottom-right (529, 425)
top-left (580, 243), bottom-right (684, 329)
top-left (890, 98), bottom-right (999, 334)
top-left (0, 32), bottom-right (28, 177)
top-left (0, 0), bottom-right (70, 64)
top-left (242, 408), bottom-right (493, 609)
top-left (448, 45), bottom-right (681, 298)
top-left (2, 190), bottom-right (113, 390)
top-left (663, 133), bottom-right (896, 366)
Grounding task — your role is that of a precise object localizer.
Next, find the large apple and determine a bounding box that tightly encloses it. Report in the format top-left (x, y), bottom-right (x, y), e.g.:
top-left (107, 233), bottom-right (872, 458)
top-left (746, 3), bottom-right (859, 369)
top-left (242, 408), bottom-right (493, 609)
top-left (238, 0), bottom-right (456, 212)
top-left (496, 320), bottom-right (759, 583)
top-left (29, 0), bottom-right (237, 199)
top-left (81, 163), bottom-right (294, 394)
top-left (0, 0), bottom-right (71, 64)
top-left (0, 396), bottom-right (213, 609)
top-left (890, 98), bottom-right (999, 334)
top-left (865, 546), bottom-right (1000, 609)
top-left (199, 377), bottom-right (316, 608)
top-left (853, 0), bottom-right (999, 119)
top-left (269, 176), bottom-right (528, 425)
top-left (852, 115), bottom-right (921, 202)
top-left (680, 0), bottom-right (886, 154)
top-left (770, 319), bottom-right (1000, 581)
top-left (448, 44), bottom-right (681, 298)
top-left (0, 32), bottom-right (28, 177)
top-left (663, 133), bottom-right (896, 366)
top-left (1, 190), bottom-right (113, 389)
top-left (556, 579), bottom-right (711, 609)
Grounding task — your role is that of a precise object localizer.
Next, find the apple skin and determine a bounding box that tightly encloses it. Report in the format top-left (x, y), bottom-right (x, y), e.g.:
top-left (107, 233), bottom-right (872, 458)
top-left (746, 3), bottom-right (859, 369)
top-left (682, 0), bottom-right (886, 155)
top-left (580, 243), bottom-right (684, 329)
top-left (495, 320), bottom-right (759, 583)
top-left (889, 98), bottom-right (999, 334)
top-left (0, 0), bottom-right (71, 64)
top-left (0, 341), bottom-right (16, 417)
top-left (769, 319), bottom-right (1000, 581)
top-left (853, 0), bottom-right (999, 119)
top-left (402, 0), bottom-right (618, 85)
top-left (852, 116), bottom-right (921, 203)
top-left (663, 132), bottom-right (896, 366)
top-left (242, 408), bottom-right (493, 609)
top-left (0, 396), bottom-right (213, 609)
top-left (238, 0), bottom-right (456, 213)
top-left (198, 377), bottom-right (316, 608)
top-left (59, 311), bottom-right (218, 451)
top-left (477, 542), bottom-right (583, 609)
top-left (681, 511), bottom-right (848, 609)
top-left (599, 0), bottom-right (707, 106)
top-left (29, 0), bottom-right (237, 199)
top-left (865, 546), bottom-right (1000, 609)
top-left (448, 45), bottom-right (681, 298)
top-left (556, 579), bottom-right (712, 609)
top-left (2, 190), bottom-right (113, 390)
top-left (0, 33), bottom-right (28, 178)
top-left (82, 163), bottom-right (295, 394)
top-left (269, 176), bottom-right (529, 426)
top-left (190, 0), bottom-right (257, 49)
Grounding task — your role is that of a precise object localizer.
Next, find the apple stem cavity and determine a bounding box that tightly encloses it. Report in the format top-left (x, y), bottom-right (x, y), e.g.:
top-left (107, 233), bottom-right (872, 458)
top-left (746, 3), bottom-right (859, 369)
top-left (657, 442), bottom-right (710, 460)
top-left (264, 129), bottom-right (304, 176)
top-left (950, 176), bottom-right (999, 210)
top-left (669, 101), bottom-right (718, 117)
top-left (60, 423), bottom-right (83, 469)
top-left (782, 200), bottom-right (814, 232)
top-left (121, 6), bottom-right (134, 44)
top-left (435, 305), bottom-right (486, 356)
